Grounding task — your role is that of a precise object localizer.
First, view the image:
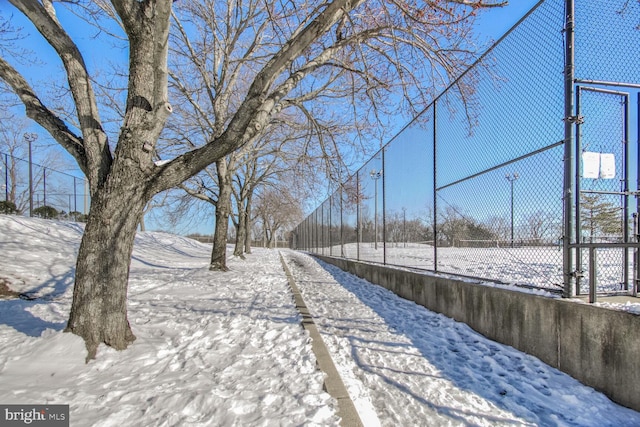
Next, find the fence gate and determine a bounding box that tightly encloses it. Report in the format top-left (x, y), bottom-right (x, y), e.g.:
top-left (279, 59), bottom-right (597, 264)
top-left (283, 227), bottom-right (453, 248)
top-left (574, 85), bottom-right (636, 296)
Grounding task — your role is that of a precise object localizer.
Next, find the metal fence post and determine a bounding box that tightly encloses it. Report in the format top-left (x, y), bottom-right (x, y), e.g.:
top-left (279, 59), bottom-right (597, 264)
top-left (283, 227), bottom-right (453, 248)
top-left (382, 148), bottom-right (387, 265)
top-left (433, 100), bottom-right (438, 273)
top-left (589, 246), bottom-right (597, 303)
top-left (329, 195), bottom-right (332, 254)
top-left (563, 0), bottom-right (576, 298)
top-left (634, 213), bottom-right (639, 297)
top-left (340, 187), bottom-right (345, 258)
top-left (623, 93), bottom-right (630, 290)
top-left (575, 86), bottom-right (582, 295)
top-left (357, 172), bottom-right (361, 261)
top-left (637, 92), bottom-right (640, 295)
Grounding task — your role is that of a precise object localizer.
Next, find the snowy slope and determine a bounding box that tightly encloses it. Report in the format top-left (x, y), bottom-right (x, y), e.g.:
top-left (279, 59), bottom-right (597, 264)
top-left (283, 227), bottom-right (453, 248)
top-left (0, 215), bottom-right (337, 426)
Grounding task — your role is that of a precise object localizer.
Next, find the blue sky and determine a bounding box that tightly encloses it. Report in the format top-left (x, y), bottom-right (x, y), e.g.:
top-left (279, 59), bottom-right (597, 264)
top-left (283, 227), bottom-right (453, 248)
top-left (475, 0), bottom-right (540, 41)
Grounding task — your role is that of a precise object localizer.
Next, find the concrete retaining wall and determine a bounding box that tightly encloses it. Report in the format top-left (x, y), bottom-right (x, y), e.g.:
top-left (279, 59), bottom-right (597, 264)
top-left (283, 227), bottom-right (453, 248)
top-left (314, 255), bottom-right (640, 412)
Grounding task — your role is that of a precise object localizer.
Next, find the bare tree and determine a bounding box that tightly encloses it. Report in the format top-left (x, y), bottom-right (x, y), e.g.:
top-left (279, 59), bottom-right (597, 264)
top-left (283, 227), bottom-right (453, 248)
top-left (485, 215), bottom-right (510, 241)
top-left (255, 186), bottom-right (304, 248)
top-left (164, 1), bottom-right (366, 268)
top-left (0, 0), bottom-right (506, 359)
top-left (437, 205), bottom-right (497, 247)
top-left (231, 123), bottom-right (330, 257)
top-left (525, 210), bottom-right (558, 243)
top-left (231, 150), bottom-right (278, 258)
top-left (172, 139), bottom-right (280, 270)
top-left (138, 192), bottom-right (172, 232)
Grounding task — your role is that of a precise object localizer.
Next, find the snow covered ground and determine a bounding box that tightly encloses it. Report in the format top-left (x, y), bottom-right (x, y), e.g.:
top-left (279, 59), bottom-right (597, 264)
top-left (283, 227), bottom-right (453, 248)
top-left (325, 242), bottom-right (631, 294)
top-left (1, 214), bottom-right (640, 426)
top-left (0, 216), bottom-right (335, 426)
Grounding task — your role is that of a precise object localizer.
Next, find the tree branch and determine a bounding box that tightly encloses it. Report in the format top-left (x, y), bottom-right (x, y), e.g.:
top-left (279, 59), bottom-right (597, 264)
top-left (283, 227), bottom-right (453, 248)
top-left (8, 0), bottom-right (111, 191)
top-left (0, 55), bottom-right (88, 175)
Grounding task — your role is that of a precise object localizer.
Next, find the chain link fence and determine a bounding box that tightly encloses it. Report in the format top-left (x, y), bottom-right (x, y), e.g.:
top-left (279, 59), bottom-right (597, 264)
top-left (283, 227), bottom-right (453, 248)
top-left (572, 0), bottom-right (640, 297)
top-left (292, 0), bottom-right (640, 297)
top-left (1, 151), bottom-right (89, 220)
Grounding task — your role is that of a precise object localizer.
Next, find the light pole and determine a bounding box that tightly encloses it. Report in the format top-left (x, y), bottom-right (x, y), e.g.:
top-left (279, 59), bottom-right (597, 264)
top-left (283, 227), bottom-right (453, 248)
top-left (43, 167), bottom-right (47, 208)
top-left (370, 169), bottom-right (382, 250)
top-left (24, 133), bottom-right (38, 217)
top-left (73, 176), bottom-right (77, 213)
top-left (402, 206), bottom-right (407, 248)
top-left (505, 172), bottom-right (519, 248)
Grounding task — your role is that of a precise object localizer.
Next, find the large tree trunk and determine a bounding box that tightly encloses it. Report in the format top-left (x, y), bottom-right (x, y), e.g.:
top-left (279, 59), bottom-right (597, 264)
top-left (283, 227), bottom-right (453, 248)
top-left (138, 213), bottom-right (146, 232)
top-left (66, 168), bottom-right (149, 361)
top-left (262, 222), bottom-right (267, 248)
top-left (210, 159), bottom-right (231, 271)
top-left (233, 205), bottom-right (246, 258)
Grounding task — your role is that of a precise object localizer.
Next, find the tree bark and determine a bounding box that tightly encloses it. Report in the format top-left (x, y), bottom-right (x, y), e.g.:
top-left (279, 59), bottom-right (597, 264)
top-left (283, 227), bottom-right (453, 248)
top-left (244, 194), bottom-right (253, 254)
top-left (66, 166), bottom-right (149, 360)
top-left (233, 201), bottom-right (247, 258)
top-left (210, 159), bottom-right (231, 271)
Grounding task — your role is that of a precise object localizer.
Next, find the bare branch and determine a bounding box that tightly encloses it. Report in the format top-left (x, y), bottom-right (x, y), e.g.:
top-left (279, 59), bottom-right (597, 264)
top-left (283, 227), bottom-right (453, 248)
top-left (8, 0), bottom-right (111, 191)
top-left (0, 55), bottom-right (87, 175)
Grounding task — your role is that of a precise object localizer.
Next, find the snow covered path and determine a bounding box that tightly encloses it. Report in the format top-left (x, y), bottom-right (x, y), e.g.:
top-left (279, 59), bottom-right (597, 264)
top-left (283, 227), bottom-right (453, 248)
top-left (281, 250), bottom-right (640, 427)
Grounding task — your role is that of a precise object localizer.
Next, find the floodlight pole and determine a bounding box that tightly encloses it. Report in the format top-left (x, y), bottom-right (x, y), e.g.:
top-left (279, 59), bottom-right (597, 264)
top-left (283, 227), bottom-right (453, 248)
top-left (24, 133), bottom-right (38, 217)
top-left (506, 172), bottom-right (519, 248)
top-left (43, 167), bottom-right (47, 207)
top-left (370, 169), bottom-right (382, 250)
top-left (73, 177), bottom-right (77, 213)
top-left (402, 207), bottom-right (407, 248)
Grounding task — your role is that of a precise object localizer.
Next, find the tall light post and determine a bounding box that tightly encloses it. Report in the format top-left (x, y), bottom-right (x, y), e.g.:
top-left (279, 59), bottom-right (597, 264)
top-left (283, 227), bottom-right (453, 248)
top-left (370, 169), bottom-right (382, 250)
top-left (505, 172), bottom-right (519, 248)
top-left (24, 133), bottom-right (38, 217)
top-left (402, 206), bottom-right (407, 248)
top-left (43, 167), bottom-right (47, 207)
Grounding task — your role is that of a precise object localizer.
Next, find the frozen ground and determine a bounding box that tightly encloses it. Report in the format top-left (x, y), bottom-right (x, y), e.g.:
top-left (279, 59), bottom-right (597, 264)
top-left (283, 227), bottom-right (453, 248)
top-left (1, 214), bottom-right (639, 426)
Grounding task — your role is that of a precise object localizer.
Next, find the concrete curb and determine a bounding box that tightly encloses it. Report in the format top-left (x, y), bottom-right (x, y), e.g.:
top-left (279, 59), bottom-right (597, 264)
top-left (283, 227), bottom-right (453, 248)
top-left (279, 253), bottom-right (363, 427)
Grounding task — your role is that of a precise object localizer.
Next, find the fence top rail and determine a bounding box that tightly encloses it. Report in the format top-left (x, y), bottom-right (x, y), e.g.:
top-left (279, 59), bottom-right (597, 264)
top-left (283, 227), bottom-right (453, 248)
top-left (575, 79), bottom-right (640, 90)
top-left (435, 140), bottom-right (564, 191)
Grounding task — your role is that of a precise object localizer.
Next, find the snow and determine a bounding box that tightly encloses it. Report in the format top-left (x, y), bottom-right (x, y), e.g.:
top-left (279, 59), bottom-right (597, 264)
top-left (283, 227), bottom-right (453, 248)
top-left (335, 242), bottom-right (634, 295)
top-left (591, 301), bottom-right (640, 315)
top-left (1, 214), bottom-right (640, 426)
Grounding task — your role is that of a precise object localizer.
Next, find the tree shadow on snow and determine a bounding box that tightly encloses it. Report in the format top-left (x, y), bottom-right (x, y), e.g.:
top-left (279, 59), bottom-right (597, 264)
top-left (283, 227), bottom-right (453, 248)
top-left (0, 268), bottom-right (73, 337)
